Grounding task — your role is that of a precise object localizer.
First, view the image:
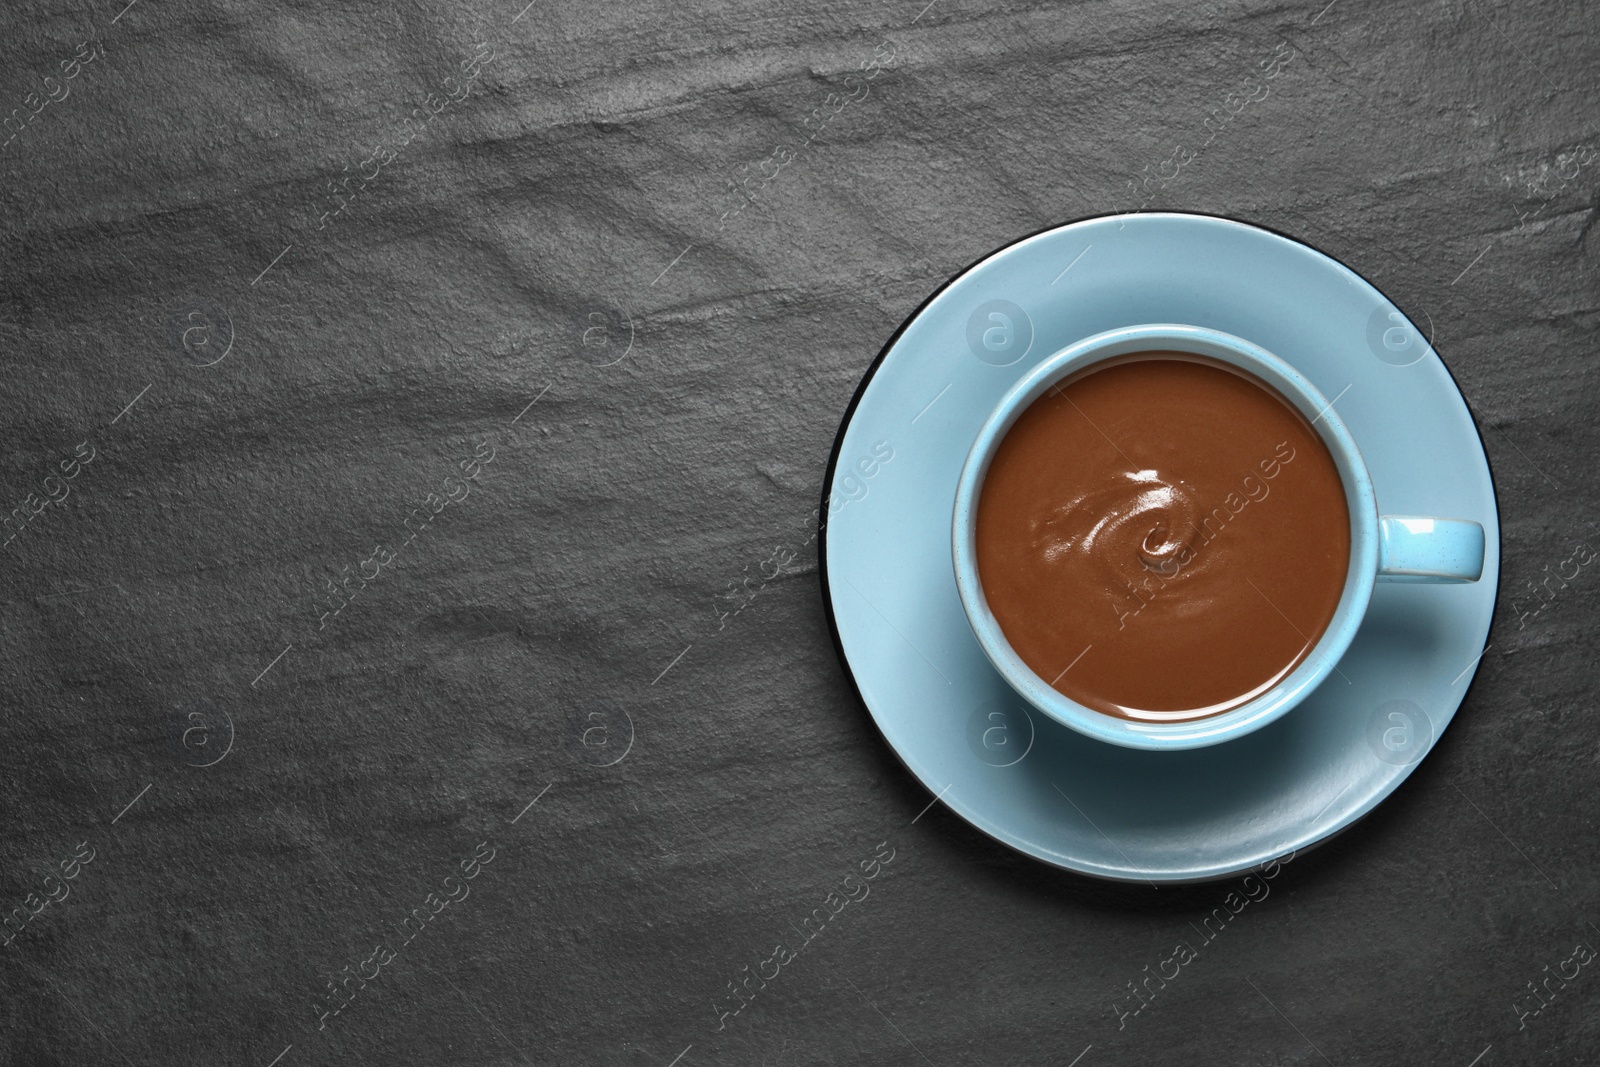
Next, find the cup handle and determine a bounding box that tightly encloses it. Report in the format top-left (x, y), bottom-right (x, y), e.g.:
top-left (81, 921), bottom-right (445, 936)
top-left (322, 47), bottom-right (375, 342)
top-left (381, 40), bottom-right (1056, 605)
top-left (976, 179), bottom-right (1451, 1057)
top-left (1377, 516), bottom-right (1485, 583)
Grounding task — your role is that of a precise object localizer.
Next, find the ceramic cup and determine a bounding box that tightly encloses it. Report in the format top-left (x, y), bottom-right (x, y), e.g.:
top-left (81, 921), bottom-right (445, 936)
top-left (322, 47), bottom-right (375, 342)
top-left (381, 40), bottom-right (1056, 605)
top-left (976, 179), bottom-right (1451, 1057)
top-left (951, 324), bottom-right (1485, 752)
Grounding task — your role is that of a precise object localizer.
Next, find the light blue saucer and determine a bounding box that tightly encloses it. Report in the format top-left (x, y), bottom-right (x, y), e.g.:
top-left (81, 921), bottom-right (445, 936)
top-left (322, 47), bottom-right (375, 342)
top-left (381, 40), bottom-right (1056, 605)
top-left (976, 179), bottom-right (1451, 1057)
top-left (819, 212), bottom-right (1500, 883)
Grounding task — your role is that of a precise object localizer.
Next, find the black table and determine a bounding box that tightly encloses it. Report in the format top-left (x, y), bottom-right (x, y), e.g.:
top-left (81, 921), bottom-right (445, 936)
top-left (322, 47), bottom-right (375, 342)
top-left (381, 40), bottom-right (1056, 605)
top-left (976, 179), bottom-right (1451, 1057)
top-left (1, 0), bottom-right (1595, 1063)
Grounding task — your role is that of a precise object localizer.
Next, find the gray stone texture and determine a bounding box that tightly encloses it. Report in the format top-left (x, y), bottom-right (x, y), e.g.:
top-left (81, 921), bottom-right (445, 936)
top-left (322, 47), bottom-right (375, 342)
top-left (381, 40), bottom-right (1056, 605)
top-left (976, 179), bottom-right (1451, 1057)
top-left (0, 0), bottom-right (1595, 1064)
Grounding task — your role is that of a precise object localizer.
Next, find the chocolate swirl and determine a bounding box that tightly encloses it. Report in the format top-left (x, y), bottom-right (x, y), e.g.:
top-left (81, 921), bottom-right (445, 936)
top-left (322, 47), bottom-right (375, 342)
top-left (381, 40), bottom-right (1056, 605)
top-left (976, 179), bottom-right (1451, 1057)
top-left (1032, 468), bottom-right (1208, 595)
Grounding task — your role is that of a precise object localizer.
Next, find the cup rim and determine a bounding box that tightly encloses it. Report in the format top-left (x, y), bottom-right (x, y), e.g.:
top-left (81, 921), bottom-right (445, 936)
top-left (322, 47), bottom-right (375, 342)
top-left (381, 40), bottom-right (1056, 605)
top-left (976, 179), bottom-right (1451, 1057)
top-left (951, 323), bottom-right (1379, 752)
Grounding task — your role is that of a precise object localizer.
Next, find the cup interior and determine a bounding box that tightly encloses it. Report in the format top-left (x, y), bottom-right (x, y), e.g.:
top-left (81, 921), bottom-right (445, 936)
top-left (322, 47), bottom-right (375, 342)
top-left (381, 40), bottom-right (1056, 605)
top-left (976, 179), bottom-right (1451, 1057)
top-left (951, 324), bottom-right (1378, 751)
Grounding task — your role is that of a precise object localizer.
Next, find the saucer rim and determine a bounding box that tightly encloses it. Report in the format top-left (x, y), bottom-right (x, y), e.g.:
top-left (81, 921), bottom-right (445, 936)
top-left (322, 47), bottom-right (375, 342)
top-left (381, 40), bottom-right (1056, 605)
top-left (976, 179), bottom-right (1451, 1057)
top-left (815, 209), bottom-right (1504, 884)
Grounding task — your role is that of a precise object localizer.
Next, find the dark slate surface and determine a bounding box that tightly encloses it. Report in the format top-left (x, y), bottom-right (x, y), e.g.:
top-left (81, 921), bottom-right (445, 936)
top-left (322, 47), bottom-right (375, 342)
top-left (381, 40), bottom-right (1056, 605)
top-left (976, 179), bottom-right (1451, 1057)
top-left (0, 0), bottom-right (1596, 1064)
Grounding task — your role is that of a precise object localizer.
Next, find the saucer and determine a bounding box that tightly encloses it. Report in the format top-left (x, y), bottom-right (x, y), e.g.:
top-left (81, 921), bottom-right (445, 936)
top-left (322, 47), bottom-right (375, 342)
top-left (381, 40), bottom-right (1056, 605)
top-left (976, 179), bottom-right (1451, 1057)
top-left (818, 212), bottom-right (1500, 883)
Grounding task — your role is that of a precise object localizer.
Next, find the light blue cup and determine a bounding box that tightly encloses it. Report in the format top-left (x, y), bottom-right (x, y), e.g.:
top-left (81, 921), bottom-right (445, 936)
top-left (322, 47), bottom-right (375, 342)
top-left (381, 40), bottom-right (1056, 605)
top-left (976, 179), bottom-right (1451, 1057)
top-left (951, 324), bottom-right (1485, 752)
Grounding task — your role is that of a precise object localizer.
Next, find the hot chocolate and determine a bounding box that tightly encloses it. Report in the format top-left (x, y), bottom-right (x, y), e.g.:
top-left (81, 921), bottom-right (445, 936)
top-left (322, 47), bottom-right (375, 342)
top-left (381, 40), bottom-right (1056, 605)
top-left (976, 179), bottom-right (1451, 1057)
top-left (974, 353), bottom-right (1350, 721)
